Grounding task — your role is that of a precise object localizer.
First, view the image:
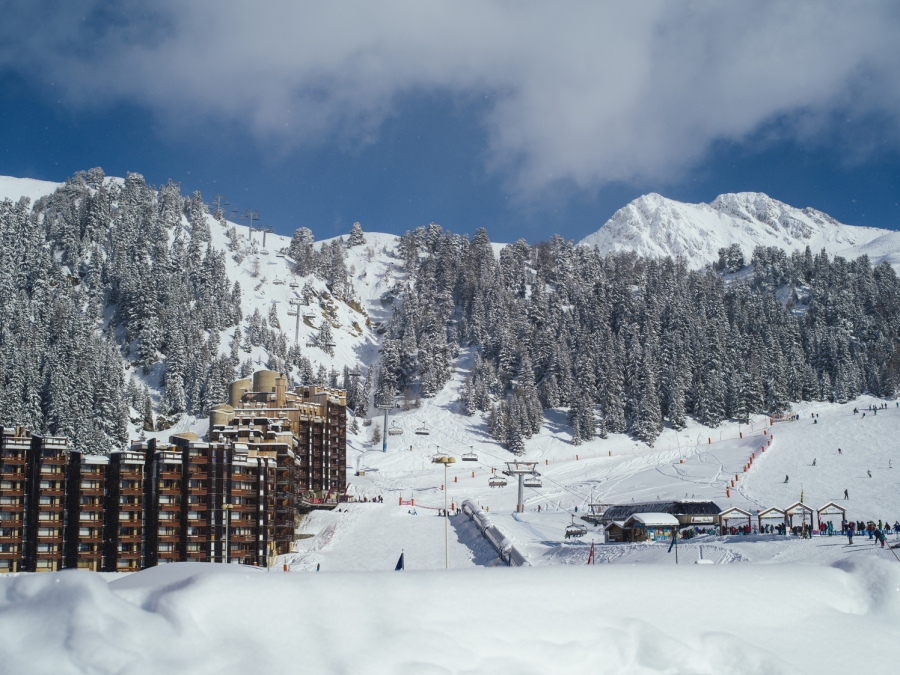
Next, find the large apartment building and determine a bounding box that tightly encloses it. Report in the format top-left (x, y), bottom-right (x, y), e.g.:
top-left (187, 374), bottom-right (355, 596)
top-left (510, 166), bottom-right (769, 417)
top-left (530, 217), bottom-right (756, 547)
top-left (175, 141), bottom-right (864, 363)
top-left (0, 428), bottom-right (279, 572)
top-left (0, 369), bottom-right (348, 572)
top-left (208, 369), bottom-right (348, 555)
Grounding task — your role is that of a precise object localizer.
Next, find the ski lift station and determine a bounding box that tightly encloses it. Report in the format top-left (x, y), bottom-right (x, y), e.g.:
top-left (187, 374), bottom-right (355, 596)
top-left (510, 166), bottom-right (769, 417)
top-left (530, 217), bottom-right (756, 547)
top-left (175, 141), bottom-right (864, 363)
top-left (605, 513), bottom-right (679, 543)
top-left (600, 500), bottom-right (722, 528)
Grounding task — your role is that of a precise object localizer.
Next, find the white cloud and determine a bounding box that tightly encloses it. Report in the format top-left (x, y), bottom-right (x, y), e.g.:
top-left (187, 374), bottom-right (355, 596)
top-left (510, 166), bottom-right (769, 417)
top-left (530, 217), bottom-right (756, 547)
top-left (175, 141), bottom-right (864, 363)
top-left (3, 1), bottom-right (899, 196)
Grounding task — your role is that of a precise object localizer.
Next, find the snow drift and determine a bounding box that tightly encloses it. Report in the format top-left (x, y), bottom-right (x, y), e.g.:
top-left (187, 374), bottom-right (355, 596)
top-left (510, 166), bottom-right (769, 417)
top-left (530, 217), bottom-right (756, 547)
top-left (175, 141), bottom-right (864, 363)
top-left (0, 559), bottom-right (897, 674)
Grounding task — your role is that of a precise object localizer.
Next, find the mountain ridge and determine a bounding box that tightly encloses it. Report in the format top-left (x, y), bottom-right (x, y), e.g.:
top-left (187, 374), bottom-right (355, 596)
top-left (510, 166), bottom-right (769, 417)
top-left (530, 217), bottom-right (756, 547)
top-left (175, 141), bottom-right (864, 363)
top-left (579, 191), bottom-right (897, 269)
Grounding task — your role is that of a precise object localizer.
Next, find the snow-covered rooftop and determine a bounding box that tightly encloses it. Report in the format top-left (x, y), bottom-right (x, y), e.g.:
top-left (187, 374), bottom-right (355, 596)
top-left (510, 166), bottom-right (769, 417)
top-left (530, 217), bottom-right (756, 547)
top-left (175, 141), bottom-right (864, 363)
top-left (630, 513), bottom-right (679, 526)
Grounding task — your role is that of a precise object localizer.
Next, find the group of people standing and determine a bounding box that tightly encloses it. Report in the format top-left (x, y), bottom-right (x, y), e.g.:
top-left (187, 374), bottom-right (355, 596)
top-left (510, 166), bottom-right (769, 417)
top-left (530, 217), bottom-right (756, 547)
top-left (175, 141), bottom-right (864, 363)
top-left (842, 519), bottom-right (900, 547)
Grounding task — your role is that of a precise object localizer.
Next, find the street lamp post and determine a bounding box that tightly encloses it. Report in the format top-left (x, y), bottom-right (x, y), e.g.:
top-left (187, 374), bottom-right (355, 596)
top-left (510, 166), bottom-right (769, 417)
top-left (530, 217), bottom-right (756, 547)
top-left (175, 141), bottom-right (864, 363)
top-left (223, 502), bottom-right (234, 564)
top-left (432, 454), bottom-right (456, 569)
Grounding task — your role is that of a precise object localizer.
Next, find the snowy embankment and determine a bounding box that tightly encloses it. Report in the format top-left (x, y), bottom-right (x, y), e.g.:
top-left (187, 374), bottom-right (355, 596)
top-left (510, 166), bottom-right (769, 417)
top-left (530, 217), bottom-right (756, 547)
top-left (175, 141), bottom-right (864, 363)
top-left (461, 498), bottom-right (529, 566)
top-left (0, 560), bottom-right (897, 674)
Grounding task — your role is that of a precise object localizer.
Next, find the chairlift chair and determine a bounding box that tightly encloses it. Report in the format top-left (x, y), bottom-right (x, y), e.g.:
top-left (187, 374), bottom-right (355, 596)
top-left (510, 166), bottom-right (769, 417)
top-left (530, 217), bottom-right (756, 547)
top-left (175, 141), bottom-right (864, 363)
top-left (276, 252), bottom-right (286, 258)
top-left (414, 426), bottom-right (430, 436)
top-left (287, 309), bottom-right (298, 317)
top-left (461, 450), bottom-right (478, 462)
top-left (388, 424), bottom-right (403, 436)
top-left (289, 281), bottom-right (299, 288)
top-left (489, 475), bottom-right (508, 488)
top-left (273, 279), bottom-right (284, 285)
top-left (565, 516), bottom-right (588, 539)
top-left (523, 476), bottom-right (542, 488)
top-left (260, 249), bottom-right (270, 255)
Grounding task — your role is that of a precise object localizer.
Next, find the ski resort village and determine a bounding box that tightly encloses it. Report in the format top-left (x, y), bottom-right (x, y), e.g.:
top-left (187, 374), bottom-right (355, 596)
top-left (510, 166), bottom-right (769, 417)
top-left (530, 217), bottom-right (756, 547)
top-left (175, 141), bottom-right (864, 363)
top-left (2, 4), bottom-right (900, 672)
top-left (0, 172), bottom-right (899, 673)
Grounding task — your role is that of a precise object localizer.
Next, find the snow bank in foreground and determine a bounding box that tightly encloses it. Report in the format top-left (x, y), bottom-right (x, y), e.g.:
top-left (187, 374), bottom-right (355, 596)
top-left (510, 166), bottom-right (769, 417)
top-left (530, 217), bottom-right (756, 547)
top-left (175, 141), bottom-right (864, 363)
top-left (1, 559), bottom-right (897, 674)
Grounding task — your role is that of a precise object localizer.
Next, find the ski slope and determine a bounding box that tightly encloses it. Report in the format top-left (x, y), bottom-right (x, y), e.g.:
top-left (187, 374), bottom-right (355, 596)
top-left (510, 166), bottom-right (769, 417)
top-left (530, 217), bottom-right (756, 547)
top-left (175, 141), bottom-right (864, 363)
top-left (302, 357), bottom-right (900, 571)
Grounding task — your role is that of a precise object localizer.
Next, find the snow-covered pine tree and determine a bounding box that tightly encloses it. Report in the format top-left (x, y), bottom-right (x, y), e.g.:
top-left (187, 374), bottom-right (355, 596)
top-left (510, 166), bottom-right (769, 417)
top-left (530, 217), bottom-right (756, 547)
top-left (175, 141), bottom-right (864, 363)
top-left (347, 221), bottom-right (366, 247)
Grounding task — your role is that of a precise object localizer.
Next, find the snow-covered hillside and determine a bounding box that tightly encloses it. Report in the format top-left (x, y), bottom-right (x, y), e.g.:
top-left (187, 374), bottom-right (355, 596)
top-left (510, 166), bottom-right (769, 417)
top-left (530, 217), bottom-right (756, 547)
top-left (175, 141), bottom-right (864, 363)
top-left (580, 191), bottom-right (895, 269)
top-left (0, 175), bottom-right (61, 204)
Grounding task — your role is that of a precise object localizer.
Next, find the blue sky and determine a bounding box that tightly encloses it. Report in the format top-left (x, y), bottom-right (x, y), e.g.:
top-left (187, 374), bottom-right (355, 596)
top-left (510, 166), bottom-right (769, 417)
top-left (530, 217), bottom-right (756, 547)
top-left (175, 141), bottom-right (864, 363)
top-left (1, 2), bottom-right (898, 243)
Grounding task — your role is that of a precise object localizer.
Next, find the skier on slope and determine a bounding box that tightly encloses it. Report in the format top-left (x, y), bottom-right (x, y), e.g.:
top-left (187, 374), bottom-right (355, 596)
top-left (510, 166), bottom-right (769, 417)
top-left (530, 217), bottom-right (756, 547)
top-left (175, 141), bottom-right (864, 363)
top-left (847, 527), bottom-right (853, 545)
top-left (838, 448), bottom-right (842, 455)
top-left (812, 459), bottom-right (817, 466)
top-left (844, 489), bottom-right (849, 500)
top-left (784, 475), bottom-right (789, 483)
top-left (875, 528), bottom-right (887, 549)
top-left (868, 470), bottom-right (873, 478)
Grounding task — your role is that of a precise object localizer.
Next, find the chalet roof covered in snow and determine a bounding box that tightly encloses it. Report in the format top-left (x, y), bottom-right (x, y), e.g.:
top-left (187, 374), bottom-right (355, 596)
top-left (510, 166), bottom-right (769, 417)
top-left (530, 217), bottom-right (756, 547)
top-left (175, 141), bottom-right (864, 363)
top-left (628, 513), bottom-right (679, 527)
top-left (602, 501), bottom-right (721, 522)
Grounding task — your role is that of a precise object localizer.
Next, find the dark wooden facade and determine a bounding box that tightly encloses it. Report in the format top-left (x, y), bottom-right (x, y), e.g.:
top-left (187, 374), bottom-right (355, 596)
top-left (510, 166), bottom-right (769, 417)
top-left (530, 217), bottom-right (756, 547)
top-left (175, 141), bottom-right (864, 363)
top-left (0, 428), bottom-right (277, 572)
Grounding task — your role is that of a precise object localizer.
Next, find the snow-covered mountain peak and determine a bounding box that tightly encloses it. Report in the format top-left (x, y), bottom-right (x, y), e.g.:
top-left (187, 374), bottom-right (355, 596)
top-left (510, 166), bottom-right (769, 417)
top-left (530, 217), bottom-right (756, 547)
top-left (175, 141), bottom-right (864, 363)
top-left (580, 191), bottom-right (896, 270)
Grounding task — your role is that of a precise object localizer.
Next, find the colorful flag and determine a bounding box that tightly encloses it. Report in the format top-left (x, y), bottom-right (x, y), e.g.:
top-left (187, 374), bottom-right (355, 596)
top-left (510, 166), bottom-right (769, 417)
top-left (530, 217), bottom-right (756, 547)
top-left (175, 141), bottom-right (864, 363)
top-left (395, 552), bottom-right (404, 571)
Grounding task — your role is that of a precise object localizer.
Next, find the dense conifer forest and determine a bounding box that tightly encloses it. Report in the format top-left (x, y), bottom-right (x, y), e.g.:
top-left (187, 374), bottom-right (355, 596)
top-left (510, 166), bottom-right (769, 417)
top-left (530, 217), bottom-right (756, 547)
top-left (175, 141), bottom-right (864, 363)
top-left (377, 225), bottom-right (900, 450)
top-left (2, 170), bottom-right (899, 454)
